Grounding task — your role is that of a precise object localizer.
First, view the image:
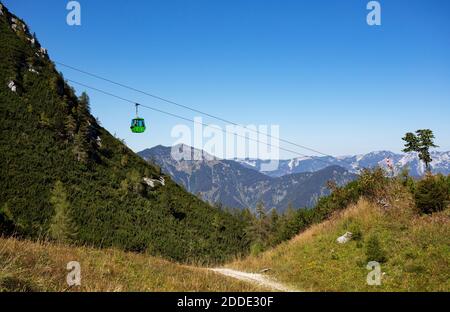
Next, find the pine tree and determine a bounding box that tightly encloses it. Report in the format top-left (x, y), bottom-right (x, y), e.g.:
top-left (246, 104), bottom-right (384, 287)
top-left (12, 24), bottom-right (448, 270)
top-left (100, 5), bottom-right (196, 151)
top-left (250, 201), bottom-right (270, 246)
top-left (268, 208), bottom-right (280, 245)
top-left (256, 201), bottom-right (266, 220)
top-left (71, 91), bottom-right (93, 162)
top-left (121, 154), bottom-right (129, 167)
top-left (48, 181), bottom-right (77, 243)
top-left (240, 208), bottom-right (254, 224)
top-left (73, 131), bottom-right (88, 162)
top-left (269, 208), bottom-right (279, 232)
top-left (402, 129), bottom-right (439, 172)
top-left (78, 92), bottom-right (91, 115)
top-left (127, 169), bottom-right (143, 194)
top-left (278, 203), bottom-right (299, 241)
top-left (32, 32), bottom-right (39, 48)
top-left (65, 114), bottom-right (77, 140)
top-left (365, 234), bottom-right (387, 263)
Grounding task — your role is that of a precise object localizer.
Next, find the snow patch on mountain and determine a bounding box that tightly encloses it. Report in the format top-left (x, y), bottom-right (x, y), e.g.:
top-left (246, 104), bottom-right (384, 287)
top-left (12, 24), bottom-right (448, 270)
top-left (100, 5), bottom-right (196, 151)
top-left (234, 151), bottom-right (450, 177)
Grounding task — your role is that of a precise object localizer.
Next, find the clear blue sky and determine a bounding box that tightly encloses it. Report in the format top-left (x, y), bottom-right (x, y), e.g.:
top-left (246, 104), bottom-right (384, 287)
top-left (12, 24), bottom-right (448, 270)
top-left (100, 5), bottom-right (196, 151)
top-left (4, 0), bottom-right (450, 158)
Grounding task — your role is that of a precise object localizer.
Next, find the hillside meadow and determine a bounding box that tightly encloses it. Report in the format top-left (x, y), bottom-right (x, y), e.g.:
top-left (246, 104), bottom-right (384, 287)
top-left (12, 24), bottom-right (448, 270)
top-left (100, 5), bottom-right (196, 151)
top-left (0, 237), bottom-right (265, 292)
top-left (229, 195), bottom-right (450, 291)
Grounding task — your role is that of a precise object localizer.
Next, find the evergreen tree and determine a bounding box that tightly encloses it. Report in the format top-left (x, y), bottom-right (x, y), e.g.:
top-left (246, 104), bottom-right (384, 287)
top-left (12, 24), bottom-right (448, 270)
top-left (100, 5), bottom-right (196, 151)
top-left (402, 129), bottom-right (439, 172)
top-left (365, 234), bottom-right (387, 263)
top-left (71, 92), bottom-right (93, 162)
top-left (65, 114), bottom-right (77, 140)
top-left (39, 112), bottom-right (51, 127)
top-left (256, 201), bottom-right (266, 220)
top-left (240, 207), bottom-right (254, 224)
top-left (268, 208), bottom-right (280, 246)
top-left (73, 130), bottom-right (88, 162)
top-left (48, 181), bottom-right (77, 243)
top-left (277, 204), bottom-right (299, 242)
top-left (121, 154), bottom-right (129, 167)
top-left (250, 201), bottom-right (270, 246)
top-left (127, 169), bottom-right (142, 194)
top-left (32, 32), bottom-right (39, 48)
top-left (78, 92), bottom-right (91, 115)
top-left (269, 208), bottom-right (279, 231)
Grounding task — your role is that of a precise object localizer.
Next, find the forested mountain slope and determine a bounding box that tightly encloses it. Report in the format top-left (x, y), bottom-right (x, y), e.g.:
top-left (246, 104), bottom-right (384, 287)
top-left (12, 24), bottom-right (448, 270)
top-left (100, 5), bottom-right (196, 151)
top-left (0, 3), bottom-right (247, 263)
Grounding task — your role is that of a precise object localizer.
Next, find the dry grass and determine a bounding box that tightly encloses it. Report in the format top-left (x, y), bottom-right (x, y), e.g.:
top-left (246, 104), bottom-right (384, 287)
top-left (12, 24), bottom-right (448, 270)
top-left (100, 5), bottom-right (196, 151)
top-left (0, 237), bottom-right (266, 292)
top-left (229, 195), bottom-right (450, 292)
top-left (1, 183), bottom-right (448, 292)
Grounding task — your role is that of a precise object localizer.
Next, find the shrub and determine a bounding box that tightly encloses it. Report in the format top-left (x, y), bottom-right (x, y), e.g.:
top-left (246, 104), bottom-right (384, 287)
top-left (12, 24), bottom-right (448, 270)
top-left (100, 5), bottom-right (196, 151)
top-left (398, 167), bottom-right (416, 194)
top-left (250, 242), bottom-right (265, 257)
top-left (0, 275), bottom-right (39, 292)
top-left (348, 222), bottom-right (363, 241)
top-left (365, 234), bottom-right (387, 263)
top-left (358, 167), bottom-right (389, 200)
top-left (314, 180), bottom-right (361, 220)
top-left (414, 174), bottom-right (449, 214)
top-left (0, 203), bottom-right (15, 235)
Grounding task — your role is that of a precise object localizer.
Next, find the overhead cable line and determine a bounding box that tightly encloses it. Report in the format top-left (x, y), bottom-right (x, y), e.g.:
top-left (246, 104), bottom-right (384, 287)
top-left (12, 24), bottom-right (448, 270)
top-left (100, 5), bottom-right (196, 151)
top-left (68, 79), bottom-right (340, 166)
top-left (56, 61), bottom-right (335, 158)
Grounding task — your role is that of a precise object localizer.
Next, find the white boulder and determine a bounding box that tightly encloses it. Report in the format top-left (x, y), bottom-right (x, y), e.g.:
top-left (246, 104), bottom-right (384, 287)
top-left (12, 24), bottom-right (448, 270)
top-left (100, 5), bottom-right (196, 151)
top-left (27, 37), bottom-right (36, 45)
top-left (8, 81), bottom-right (17, 93)
top-left (336, 232), bottom-right (353, 244)
top-left (143, 176), bottom-right (165, 188)
top-left (143, 177), bottom-right (156, 188)
top-left (28, 66), bottom-right (39, 74)
top-left (96, 136), bottom-right (102, 148)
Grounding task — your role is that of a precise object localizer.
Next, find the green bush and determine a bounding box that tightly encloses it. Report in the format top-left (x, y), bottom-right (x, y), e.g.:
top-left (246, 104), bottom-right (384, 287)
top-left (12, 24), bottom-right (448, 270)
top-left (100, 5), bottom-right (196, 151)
top-left (358, 167), bottom-right (389, 200)
top-left (250, 242), bottom-right (265, 257)
top-left (348, 222), bottom-right (363, 241)
top-left (414, 174), bottom-right (449, 214)
top-left (365, 234), bottom-right (387, 263)
top-left (0, 275), bottom-right (39, 292)
top-left (398, 167), bottom-right (416, 194)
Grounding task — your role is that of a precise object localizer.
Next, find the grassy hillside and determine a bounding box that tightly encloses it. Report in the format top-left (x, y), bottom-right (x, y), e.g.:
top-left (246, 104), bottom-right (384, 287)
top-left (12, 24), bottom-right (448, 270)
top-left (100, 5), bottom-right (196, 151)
top-left (0, 3), bottom-right (248, 263)
top-left (0, 237), bottom-right (265, 292)
top-left (229, 188), bottom-right (450, 291)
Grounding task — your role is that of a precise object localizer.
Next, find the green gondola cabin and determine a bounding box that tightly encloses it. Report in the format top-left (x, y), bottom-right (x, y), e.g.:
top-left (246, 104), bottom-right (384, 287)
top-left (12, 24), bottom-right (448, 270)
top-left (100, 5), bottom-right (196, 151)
top-left (130, 117), bottom-right (146, 133)
top-left (130, 103), bottom-right (146, 133)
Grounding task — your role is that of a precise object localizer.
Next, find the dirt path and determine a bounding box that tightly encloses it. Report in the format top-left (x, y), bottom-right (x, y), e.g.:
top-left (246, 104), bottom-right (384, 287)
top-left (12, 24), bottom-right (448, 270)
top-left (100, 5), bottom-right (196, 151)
top-left (210, 268), bottom-right (298, 292)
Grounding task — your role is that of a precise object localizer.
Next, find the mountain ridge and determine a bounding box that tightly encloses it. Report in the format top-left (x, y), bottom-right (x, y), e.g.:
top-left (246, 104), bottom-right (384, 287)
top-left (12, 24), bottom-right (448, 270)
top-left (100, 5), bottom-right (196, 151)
top-left (235, 150), bottom-right (450, 177)
top-left (139, 145), bottom-right (356, 212)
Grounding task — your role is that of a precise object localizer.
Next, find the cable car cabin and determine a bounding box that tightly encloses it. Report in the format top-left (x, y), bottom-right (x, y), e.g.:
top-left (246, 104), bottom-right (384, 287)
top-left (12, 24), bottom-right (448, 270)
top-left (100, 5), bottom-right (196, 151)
top-left (130, 118), bottom-right (146, 133)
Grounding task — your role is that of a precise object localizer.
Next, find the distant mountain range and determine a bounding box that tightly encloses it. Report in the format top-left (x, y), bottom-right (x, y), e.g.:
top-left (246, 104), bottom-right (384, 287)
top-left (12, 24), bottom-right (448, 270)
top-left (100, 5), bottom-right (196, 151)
top-left (139, 146), bottom-right (450, 211)
top-left (138, 145), bottom-right (357, 212)
top-left (235, 150), bottom-right (450, 177)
